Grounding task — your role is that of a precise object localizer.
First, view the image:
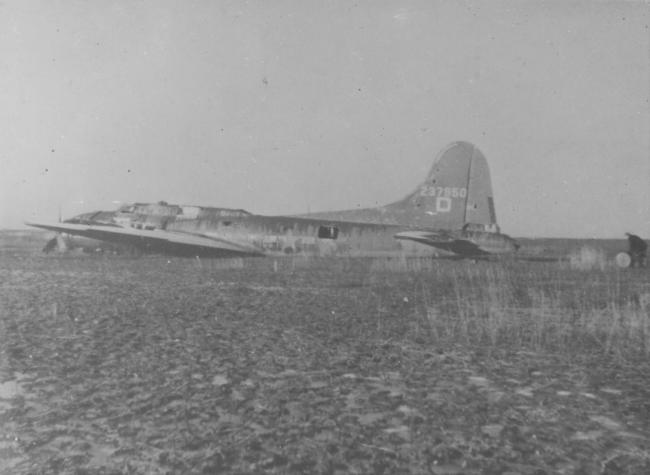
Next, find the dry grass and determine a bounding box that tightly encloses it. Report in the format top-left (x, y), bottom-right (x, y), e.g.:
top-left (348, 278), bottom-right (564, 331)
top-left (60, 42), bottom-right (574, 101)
top-left (369, 255), bottom-right (439, 273)
top-left (566, 245), bottom-right (609, 271)
top-left (392, 260), bottom-right (650, 360)
top-left (362, 249), bottom-right (649, 360)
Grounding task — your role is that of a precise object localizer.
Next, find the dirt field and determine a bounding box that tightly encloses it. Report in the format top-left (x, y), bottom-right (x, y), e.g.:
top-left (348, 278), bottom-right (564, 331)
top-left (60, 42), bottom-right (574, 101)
top-left (1, 232), bottom-right (649, 474)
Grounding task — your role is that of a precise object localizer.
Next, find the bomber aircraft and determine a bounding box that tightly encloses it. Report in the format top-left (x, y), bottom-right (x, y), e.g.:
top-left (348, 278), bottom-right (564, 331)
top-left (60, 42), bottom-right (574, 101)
top-left (27, 141), bottom-right (519, 258)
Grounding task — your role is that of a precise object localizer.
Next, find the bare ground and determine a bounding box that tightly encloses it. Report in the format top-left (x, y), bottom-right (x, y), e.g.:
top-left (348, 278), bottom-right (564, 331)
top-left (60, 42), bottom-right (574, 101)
top-left (1, 246), bottom-right (649, 474)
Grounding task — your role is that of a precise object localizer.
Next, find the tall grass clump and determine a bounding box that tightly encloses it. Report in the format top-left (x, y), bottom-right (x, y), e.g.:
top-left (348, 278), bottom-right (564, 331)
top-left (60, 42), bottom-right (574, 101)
top-left (411, 261), bottom-right (649, 360)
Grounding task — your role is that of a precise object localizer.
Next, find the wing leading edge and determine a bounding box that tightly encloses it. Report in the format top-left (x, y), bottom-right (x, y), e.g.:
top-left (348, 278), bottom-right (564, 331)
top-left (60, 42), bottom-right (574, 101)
top-left (25, 222), bottom-right (265, 258)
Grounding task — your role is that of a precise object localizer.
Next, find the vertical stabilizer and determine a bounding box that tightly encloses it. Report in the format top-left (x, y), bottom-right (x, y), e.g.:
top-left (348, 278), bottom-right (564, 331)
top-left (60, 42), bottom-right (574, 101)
top-left (383, 141), bottom-right (498, 230)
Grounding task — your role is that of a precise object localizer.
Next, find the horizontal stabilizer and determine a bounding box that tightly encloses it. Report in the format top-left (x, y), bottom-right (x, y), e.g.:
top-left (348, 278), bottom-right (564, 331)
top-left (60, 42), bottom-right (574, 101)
top-left (394, 230), bottom-right (486, 256)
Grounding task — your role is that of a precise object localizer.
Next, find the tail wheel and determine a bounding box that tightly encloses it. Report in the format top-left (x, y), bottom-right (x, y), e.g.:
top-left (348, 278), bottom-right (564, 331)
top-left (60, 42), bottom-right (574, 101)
top-left (615, 252), bottom-right (632, 268)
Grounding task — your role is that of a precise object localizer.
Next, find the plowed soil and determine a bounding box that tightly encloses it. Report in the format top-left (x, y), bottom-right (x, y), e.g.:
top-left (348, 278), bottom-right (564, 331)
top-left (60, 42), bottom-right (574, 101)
top-left (1, 237), bottom-right (649, 474)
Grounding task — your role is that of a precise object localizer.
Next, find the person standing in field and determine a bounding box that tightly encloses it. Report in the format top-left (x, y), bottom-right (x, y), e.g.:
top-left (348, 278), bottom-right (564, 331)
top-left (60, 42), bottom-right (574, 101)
top-left (626, 233), bottom-right (647, 268)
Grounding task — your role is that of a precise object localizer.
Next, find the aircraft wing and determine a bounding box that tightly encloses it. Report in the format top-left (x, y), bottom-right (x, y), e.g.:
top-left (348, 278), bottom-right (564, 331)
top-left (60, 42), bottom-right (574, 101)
top-left (25, 221), bottom-right (265, 257)
top-left (394, 230), bottom-right (488, 256)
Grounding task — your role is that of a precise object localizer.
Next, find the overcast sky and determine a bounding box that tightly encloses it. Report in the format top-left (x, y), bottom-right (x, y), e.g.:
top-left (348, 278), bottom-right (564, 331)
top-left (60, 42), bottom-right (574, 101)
top-left (1, 0), bottom-right (648, 238)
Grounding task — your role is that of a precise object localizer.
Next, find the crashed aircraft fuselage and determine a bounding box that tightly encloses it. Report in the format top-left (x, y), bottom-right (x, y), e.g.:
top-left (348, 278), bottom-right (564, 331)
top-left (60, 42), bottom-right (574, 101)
top-left (45, 202), bottom-right (517, 258)
top-left (28, 142), bottom-right (519, 259)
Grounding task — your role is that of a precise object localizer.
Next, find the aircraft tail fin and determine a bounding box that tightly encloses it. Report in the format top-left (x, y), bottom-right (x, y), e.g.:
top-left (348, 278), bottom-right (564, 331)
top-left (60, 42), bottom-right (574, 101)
top-left (383, 141), bottom-right (499, 231)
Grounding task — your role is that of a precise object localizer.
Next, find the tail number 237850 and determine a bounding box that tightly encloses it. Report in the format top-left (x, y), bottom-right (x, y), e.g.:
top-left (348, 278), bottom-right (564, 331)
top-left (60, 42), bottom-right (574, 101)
top-left (419, 186), bottom-right (467, 198)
